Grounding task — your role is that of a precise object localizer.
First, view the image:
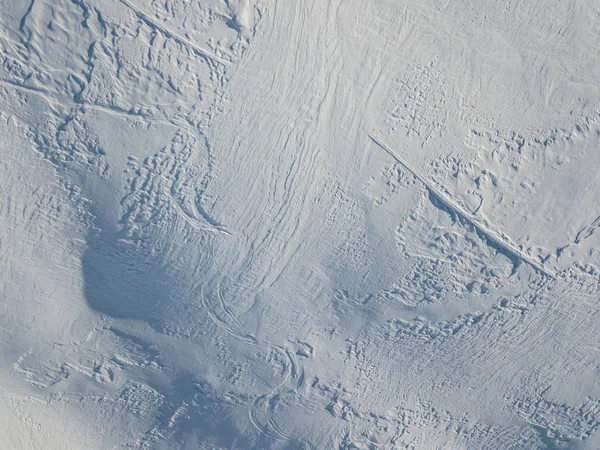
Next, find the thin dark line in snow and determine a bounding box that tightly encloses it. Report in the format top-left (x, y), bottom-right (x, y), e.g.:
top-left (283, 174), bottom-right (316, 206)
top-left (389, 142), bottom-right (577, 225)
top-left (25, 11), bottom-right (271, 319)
top-left (367, 132), bottom-right (556, 279)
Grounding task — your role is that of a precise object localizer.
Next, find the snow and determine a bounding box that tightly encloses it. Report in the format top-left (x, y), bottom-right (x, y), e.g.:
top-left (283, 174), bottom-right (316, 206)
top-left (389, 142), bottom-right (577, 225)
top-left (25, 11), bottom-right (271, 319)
top-left (1, 0), bottom-right (600, 448)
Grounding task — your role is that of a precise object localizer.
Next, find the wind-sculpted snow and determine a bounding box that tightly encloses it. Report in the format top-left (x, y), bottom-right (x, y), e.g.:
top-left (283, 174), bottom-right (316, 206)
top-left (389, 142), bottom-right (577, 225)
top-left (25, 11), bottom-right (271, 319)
top-left (1, 0), bottom-right (600, 448)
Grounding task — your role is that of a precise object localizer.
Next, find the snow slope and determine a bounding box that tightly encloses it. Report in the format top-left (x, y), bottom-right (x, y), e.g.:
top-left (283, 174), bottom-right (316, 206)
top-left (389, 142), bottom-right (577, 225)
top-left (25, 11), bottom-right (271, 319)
top-left (1, 0), bottom-right (600, 448)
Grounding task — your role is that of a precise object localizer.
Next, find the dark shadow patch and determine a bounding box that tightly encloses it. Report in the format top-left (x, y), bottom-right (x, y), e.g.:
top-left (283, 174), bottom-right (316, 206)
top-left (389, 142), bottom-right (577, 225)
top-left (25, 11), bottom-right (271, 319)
top-left (81, 227), bottom-right (172, 324)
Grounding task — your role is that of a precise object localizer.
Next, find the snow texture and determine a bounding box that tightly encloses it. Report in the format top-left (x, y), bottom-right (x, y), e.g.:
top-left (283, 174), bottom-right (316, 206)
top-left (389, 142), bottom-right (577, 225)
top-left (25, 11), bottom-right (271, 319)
top-left (1, 0), bottom-right (600, 448)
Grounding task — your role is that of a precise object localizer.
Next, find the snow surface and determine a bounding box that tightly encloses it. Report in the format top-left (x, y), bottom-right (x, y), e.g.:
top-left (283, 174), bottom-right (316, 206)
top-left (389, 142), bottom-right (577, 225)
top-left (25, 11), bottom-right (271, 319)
top-left (1, 0), bottom-right (600, 448)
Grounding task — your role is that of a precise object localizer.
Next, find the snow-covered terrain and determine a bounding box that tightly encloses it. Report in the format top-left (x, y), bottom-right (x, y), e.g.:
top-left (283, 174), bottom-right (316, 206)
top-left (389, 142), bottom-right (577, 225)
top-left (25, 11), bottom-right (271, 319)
top-left (1, 0), bottom-right (600, 448)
